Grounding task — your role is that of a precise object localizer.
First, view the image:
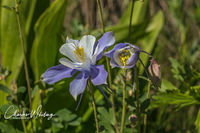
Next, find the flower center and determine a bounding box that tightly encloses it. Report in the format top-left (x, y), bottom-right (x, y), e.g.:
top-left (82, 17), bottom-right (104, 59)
top-left (119, 49), bottom-right (131, 66)
top-left (73, 46), bottom-right (86, 62)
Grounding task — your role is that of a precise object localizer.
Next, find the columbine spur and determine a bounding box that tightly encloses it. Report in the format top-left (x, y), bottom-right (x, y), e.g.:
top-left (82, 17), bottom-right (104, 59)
top-left (42, 32), bottom-right (115, 102)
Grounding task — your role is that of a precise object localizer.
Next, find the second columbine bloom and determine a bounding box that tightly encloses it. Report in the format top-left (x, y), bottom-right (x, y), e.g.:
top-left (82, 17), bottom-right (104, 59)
top-left (42, 32), bottom-right (115, 100)
top-left (105, 43), bottom-right (140, 69)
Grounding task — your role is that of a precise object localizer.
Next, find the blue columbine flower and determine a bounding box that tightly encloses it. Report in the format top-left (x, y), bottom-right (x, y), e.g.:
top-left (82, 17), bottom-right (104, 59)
top-left (42, 32), bottom-right (115, 101)
top-left (105, 43), bottom-right (140, 68)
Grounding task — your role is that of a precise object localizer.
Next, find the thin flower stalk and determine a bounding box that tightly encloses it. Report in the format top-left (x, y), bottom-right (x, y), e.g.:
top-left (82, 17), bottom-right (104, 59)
top-left (15, 0), bottom-right (32, 112)
top-left (128, 0), bottom-right (135, 42)
top-left (135, 67), bottom-right (141, 133)
top-left (14, 0), bottom-right (33, 132)
top-left (143, 79), bottom-right (151, 133)
top-left (96, 0), bottom-right (105, 33)
top-left (96, 0), bottom-right (119, 132)
top-left (88, 81), bottom-right (100, 133)
top-left (120, 69), bottom-right (128, 133)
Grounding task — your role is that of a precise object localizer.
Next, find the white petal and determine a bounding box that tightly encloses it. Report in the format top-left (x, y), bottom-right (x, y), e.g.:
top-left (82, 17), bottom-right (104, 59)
top-left (113, 49), bottom-right (124, 66)
top-left (59, 58), bottom-right (76, 69)
top-left (66, 39), bottom-right (79, 46)
top-left (59, 43), bottom-right (77, 62)
top-left (91, 42), bottom-right (99, 64)
top-left (79, 35), bottom-right (96, 58)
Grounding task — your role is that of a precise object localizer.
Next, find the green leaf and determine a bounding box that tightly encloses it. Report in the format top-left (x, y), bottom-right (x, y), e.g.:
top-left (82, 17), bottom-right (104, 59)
top-left (1, 5), bottom-right (15, 11)
top-left (55, 108), bottom-right (81, 126)
top-left (160, 79), bottom-right (178, 92)
top-left (169, 57), bottom-right (185, 81)
top-left (0, 0), bottom-right (24, 84)
top-left (0, 84), bottom-right (13, 106)
top-left (22, 0), bottom-right (38, 35)
top-left (0, 91), bottom-right (7, 107)
top-left (30, 0), bottom-right (67, 79)
top-left (56, 108), bottom-right (77, 122)
top-left (0, 121), bottom-right (23, 133)
top-left (17, 86), bottom-right (26, 93)
top-left (0, 122), bottom-right (16, 133)
top-left (195, 110), bottom-right (200, 133)
top-left (98, 107), bottom-right (115, 132)
top-left (0, 84), bottom-right (13, 96)
top-left (140, 98), bottom-right (150, 113)
top-left (0, 104), bottom-right (18, 117)
top-left (150, 92), bottom-right (200, 109)
top-left (118, 0), bottom-right (148, 25)
top-left (68, 117), bottom-right (82, 126)
top-left (139, 11), bottom-right (164, 74)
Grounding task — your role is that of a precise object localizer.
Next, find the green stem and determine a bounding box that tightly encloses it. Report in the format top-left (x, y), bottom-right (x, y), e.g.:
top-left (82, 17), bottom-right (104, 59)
top-left (143, 80), bottom-right (151, 133)
top-left (131, 126), bottom-right (134, 133)
top-left (96, 0), bottom-right (105, 33)
top-left (120, 69), bottom-right (127, 133)
top-left (14, 1), bottom-right (33, 133)
top-left (107, 58), bottom-right (120, 133)
top-left (96, 0), bottom-right (119, 132)
top-left (21, 119), bottom-right (28, 133)
top-left (135, 67), bottom-right (141, 133)
top-left (128, 0), bottom-right (135, 42)
top-left (88, 81), bottom-right (100, 133)
top-left (15, 0), bottom-right (32, 111)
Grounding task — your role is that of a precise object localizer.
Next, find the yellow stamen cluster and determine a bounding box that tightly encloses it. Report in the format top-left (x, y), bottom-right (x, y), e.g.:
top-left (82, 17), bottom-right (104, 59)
top-left (73, 46), bottom-right (86, 62)
top-left (119, 49), bottom-right (131, 66)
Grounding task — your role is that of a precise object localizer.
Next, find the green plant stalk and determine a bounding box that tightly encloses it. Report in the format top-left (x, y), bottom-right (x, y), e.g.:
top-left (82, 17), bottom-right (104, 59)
top-left (15, 0), bottom-right (32, 111)
top-left (88, 81), bottom-right (100, 133)
top-left (143, 80), bottom-right (151, 133)
top-left (128, 0), bottom-right (135, 42)
top-left (135, 67), bottom-right (141, 133)
top-left (18, 101), bottom-right (28, 133)
top-left (107, 57), bottom-right (120, 133)
top-left (96, 0), bottom-right (119, 133)
top-left (15, 0), bottom-right (33, 132)
top-left (96, 0), bottom-right (105, 33)
top-left (131, 125), bottom-right (134, 133)
top-left (120, 69), bottom-right (127, 133)
top-left (128, 1), bottom-right (135, 132)
top-left (21, 117), bottom-right (28, 133)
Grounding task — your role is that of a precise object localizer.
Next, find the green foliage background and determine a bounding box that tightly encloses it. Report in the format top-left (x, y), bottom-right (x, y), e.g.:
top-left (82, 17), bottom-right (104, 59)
top-left (0, 0), bottom-right (200, 132)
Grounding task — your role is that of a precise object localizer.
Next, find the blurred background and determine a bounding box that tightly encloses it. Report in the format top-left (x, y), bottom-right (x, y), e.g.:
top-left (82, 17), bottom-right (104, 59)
top-left (0, 0), bottom-right (200, 132)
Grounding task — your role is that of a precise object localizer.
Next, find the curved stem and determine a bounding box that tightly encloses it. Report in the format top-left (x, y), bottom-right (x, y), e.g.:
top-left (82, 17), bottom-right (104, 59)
top-left (138, 58), bottom-right (149, 78)
top-left (139, 50), bottom-right (153, 57)
top-left (21, 118), bottom-right (28, 133)
top-left (128, 0), bottom-right (135, 42)
top-left (96, 0), bottom-right (119, 132)
top-left (106, 57), bottom-right (120, 133)
top-left (120, 69), bottom-right (127, 133)
top-left (143, 79), bottom-right (151, 133)
top-left (15, 0), bottom-right (32, 111)
top-left (88, 81), bottom-right (100, 133)
top-left (135, 67), bottom-right (141, 133)
top-left (14, 1), bottom-right (34, 133)
top-left (131, 126), bottom-right (134, 133)
top-left (96, 0), bottom-right (105, 33)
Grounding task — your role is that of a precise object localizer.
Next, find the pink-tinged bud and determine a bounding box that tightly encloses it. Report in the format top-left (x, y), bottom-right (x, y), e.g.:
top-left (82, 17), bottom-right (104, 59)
top-left (126, 70), bottom-right (132, 81)
top-left (128, 89), bottom-right (133, 96)
top-left (129, 114), bottom-right (137, 126)
top-left (148, 58), bottom-right (161, 87)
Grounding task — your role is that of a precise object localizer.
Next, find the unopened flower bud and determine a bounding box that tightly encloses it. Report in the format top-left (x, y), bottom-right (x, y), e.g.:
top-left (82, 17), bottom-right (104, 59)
top-left (129, 114), bottom-right (137, 126)
top-left (128, 89), bottom-right (133, 96)
top-left (148, 58), bottom-right (161, 87)
top-left (126, 70), bottom-right (132, 81)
